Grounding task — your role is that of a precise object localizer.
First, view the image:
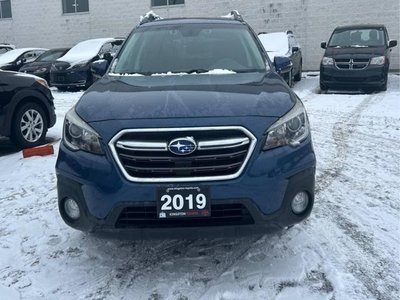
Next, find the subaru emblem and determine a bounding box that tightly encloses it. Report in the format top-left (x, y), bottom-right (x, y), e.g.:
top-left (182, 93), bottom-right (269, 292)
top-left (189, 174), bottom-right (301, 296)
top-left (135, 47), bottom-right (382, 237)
top-left (168, 137), bottom-right (197, 156)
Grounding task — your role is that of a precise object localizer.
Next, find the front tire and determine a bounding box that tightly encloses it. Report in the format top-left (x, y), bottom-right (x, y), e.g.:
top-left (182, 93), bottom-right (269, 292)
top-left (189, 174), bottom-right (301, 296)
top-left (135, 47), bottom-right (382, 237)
top-left (286, 70), bottom-right (294, 88)
top-left (294, 63), bottom-right (302, 82)
top-left (11, 102), bottom-right (48, 149)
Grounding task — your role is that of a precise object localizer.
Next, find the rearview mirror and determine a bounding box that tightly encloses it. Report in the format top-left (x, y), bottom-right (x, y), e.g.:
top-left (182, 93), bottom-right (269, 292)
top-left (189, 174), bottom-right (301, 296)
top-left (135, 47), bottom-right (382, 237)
top-left (321, 42), bottom-right (327, 49)
top-left (91, 59), bottom-right (109, 79)
top-left (292, 46), bottom-right (299, 53)
top-left (274, 56), bottom-right (292, 74)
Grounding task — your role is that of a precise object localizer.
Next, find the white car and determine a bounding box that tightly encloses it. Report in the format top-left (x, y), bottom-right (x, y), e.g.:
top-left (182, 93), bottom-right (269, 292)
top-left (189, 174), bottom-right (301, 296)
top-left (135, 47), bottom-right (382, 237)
top-left (0, 43), bottom-right (16, 55)
top-left (0, 48), bottom-right (48, 71)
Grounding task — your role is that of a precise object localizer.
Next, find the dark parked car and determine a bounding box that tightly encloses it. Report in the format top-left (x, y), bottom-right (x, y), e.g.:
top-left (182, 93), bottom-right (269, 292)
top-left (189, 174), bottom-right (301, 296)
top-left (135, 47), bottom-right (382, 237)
top-left (0, 48), bottom-right (48, 71)
top-left (320, 24), bottom-right (397, 92)
top-left (56, 12), bottom-right (315, 239)
top-left (0, 70), bottom-right (56, 148)
top-left (19, 48), bottom-right (70, 83)
top-left (50, 38), bottom-right (124, 91)
top-left (258, 31), bottom-right (302, 87)
top-left (0, 43), bottom-right (15, 55)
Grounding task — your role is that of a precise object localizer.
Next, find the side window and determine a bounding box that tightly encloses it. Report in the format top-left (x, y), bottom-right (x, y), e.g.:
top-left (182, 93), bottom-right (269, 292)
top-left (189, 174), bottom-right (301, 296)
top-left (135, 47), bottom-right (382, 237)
top-left (151, 0), bottom-right (184, 7)
top-left (99, 42), bottom-right (113, 56)
top-left (22, 51), bottom-right (36, 63)
top-left (0, 0), bottom-right (12, 19)
top-left (62, 0), bottom-right (89, 14)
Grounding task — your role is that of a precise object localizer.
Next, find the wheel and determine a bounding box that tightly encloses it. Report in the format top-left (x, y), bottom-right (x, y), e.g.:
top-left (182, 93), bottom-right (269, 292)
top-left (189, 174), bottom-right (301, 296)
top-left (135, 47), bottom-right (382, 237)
top-left (286, 70), bottom-right (294, 88)
top-left (11, 102), bottom-right (48, 149)
top-left (380, 74), bottom-right (388, 92)
top-left (294, 62), bottom-right (302, 82)
top-left (319, 80), bottom-right (328, 93)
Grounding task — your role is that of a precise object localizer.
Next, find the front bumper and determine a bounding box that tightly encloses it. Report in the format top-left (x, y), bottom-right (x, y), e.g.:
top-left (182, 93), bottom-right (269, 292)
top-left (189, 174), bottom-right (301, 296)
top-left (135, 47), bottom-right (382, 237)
top-left (320, 64), bottom-right (388, 89)
top-left (50, 69), bottom-right (89, 88)
top-left (56, 121), bottom-right (316, 239)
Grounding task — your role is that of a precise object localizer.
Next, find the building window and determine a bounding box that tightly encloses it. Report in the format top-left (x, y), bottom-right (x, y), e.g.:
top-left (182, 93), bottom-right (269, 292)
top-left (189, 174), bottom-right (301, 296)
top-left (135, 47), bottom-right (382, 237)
top-left (0, 0), bottom-right (12, 19)
top-left (151, 0), bottom-right (184, 7)
top-left (62, 0), bottom-right (89, 14)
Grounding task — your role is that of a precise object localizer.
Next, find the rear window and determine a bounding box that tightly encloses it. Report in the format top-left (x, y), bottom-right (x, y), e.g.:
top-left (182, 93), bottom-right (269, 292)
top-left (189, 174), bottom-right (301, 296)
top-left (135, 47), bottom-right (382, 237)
top-left (113, 24), bottom-right (266, 75)
top-left (328, 28), bottom-right (386, 47)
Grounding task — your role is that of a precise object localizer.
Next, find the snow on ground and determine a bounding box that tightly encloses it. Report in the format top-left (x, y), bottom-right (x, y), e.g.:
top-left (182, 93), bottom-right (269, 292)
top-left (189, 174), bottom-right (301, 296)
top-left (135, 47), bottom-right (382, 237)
top-left (0, 74), bottom-right (399, 300)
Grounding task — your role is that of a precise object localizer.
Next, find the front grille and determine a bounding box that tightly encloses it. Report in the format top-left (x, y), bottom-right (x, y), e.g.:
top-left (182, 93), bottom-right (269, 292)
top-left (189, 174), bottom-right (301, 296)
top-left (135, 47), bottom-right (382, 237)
top-left (109, 127), bottom-right (257, 182)
top-left (115, 203), bottom-right (254, 228)
top-left (335, 58), bottom-right (370, 70)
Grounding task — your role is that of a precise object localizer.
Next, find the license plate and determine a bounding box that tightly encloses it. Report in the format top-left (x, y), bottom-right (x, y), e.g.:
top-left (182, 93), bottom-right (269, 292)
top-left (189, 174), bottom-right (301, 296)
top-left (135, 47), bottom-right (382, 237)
top-left (157, 186), bottom-right (210, 219)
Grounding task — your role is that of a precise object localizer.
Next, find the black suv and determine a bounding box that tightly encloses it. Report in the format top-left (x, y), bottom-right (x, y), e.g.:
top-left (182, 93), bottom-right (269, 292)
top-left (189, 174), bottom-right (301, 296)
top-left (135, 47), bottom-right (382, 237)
top-left (0, 70), bottom-right (56, 148)
top-left (320, 24), bottom-right (397, 92)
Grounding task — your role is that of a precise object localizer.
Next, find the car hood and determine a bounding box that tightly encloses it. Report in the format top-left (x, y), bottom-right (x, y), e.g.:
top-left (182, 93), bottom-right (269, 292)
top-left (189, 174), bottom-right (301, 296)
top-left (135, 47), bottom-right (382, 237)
top-left (324, 46), bottom-right (386, 58)
top-left (76, 72), bottom-right (296, 122)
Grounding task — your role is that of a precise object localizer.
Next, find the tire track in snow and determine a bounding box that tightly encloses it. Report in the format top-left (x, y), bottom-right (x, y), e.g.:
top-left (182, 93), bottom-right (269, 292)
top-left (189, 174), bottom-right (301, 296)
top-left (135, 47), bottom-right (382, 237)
top-left (313, 92), bottom-right (399, 300)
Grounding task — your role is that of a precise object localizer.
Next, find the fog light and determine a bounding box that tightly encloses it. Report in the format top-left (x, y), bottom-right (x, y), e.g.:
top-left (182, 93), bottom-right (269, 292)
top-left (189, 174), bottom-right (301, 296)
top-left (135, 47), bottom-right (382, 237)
top-left (64, 198), bottom-right (80, 220)
top-left (291, 192), bottom-right (309, 214)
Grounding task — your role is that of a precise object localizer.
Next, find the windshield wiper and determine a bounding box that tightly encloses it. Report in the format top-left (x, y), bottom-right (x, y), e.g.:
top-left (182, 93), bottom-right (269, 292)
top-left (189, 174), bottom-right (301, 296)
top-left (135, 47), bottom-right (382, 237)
top-left (174, 69), bottom-right (210, 74)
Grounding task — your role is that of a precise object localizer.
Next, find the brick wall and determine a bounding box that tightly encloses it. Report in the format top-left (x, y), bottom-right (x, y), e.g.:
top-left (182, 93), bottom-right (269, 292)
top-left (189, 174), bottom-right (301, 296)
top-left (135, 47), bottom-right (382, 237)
top-left (0, 0), bottom-right (399, 70)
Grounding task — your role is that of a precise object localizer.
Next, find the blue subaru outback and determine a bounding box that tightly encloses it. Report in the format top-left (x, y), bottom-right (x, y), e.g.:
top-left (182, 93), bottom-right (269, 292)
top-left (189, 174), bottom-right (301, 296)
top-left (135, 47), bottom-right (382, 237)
top-left (56, 12), bottom-right (316, 239)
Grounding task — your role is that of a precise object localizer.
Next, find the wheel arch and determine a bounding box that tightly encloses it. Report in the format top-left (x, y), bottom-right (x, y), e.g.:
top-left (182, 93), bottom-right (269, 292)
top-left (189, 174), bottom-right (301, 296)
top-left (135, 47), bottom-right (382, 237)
top-left (6, 89), bottom-right (51, 137)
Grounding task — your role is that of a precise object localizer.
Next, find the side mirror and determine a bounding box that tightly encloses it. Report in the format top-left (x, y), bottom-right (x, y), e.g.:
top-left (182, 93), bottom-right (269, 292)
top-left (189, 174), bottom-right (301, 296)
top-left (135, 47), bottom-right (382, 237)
top-left (274, 56), bottom-right (292, 74)
top-left (103, 52), bottom-right (113, 62)
top-left (321, 42), bottom-right (327, 49)
top-left (91, 59), bottom-right (109, 79)
top-left (292, 46), bottom-right (299, 53)
top-left (388, 40), bottom-right (397, 48)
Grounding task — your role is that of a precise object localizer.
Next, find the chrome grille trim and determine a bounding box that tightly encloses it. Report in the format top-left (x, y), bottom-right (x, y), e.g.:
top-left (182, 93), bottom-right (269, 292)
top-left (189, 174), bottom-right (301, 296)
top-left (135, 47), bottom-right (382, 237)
top-left (198, 137), bottom-right (250, 150)
top-left (109, 126), bottom-right (257, 183)
top-left (334, 58), bottom-right (370, 70)
top-left (116, 140), bottom-right (167, 151)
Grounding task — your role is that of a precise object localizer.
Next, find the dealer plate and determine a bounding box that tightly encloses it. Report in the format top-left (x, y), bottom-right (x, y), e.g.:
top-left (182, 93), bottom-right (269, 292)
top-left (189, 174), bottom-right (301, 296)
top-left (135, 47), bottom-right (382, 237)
top-left (157, 186), bottom-right (210, 219)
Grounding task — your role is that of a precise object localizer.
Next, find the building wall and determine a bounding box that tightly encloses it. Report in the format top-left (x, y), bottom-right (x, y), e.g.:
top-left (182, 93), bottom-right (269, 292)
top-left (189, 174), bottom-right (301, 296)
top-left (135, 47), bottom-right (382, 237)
top-left (0, 0), bottom-right (399, 70)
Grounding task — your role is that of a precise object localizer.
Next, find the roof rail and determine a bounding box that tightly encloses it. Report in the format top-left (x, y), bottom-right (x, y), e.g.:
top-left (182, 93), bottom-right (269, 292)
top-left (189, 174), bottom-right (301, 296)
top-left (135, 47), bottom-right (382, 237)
top-left (139, 11), bottom-right (162, 25)
top-left (221, 10), bottom-right (244, 22)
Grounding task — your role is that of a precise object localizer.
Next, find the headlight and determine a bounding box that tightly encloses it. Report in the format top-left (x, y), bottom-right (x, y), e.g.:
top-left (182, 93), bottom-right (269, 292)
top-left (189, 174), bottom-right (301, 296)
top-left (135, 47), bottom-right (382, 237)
top-left (36, 78), bottom-right (49, 88)
top-left (63, 107), bottom-right (103, 154)
top-left (35, 67), bottom-right (48, 73)
top-left (264, 99), bottom-right (310, 150)
top-left (321, 57), bottom-right (334, 65)
top-left (370, 56), bottom-right (385, 65)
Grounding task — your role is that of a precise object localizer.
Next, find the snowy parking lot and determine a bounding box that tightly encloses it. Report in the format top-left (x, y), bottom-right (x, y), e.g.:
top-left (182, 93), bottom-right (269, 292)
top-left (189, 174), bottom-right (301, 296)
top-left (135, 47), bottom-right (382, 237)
top-left (0, 73), bottom-right (399, 300)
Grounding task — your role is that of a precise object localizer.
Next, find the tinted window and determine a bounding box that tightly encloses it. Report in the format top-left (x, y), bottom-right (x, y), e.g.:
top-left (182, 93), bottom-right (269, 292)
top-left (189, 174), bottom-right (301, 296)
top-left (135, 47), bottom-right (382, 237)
top-left (113, 24), bottom-right (265, 75)
top-left (328, 28), bottom-right (386, 47)
top-left (152, 0), bottom-right (184, 6)
top-left (62, 0), bottom-right (89, 14)
top-left (36, 50), bottom-right (68, 62)
top-left (0, 48), bottom-right (10, 54)
top-left (0, 0), bottom-right (12, 19)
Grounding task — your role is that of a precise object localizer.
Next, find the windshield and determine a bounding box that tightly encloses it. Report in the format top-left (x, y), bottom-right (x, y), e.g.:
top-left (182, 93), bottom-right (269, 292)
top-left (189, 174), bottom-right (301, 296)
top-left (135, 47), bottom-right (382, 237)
top-left (60, 39), bottom-right (111, 63)
top-left (113, 24), bottom-right (266, 75)
top-left (36, 49), bottom-right (68, 62)
top-left (258, 32), bottom-right (289, 53)
top-left (328, 28), bottom-right (386, 48)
